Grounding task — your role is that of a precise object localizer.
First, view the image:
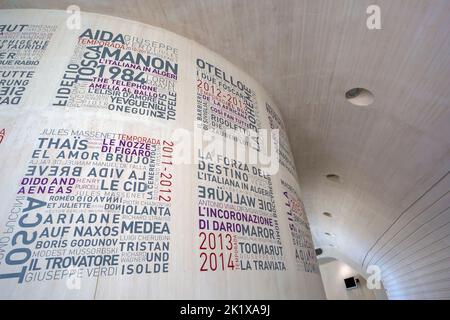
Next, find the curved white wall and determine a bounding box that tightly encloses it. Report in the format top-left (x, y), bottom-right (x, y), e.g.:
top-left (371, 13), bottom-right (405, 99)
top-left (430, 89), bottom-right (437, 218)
top-left (319, 259), bottom-right (377, 300)
top-left (0, 9), bottom-right (324, 299)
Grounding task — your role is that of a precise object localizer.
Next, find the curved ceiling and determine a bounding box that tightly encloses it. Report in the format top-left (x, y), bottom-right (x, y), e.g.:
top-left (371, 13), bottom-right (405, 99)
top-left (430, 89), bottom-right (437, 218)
top-left (1, 0), bottom-right (449, 299)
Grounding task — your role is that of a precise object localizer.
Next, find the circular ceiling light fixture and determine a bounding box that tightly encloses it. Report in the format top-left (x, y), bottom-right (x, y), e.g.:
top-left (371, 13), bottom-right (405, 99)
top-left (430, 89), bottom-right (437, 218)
top-left (345, 87), bottom-right (374, 106)
top-left (323, 212), bottom-right (333, 218)
top-left (326, 174), bottom-right (340, 182)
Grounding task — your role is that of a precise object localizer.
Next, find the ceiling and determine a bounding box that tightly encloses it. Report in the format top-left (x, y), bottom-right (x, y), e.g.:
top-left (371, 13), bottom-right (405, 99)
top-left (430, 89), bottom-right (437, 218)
top-left (1, 0), bottom-right (449, 299)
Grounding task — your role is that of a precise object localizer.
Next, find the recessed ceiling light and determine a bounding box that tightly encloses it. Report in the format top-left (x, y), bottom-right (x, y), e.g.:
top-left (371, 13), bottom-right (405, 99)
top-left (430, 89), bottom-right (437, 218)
top-left (345, 87), bottom-right (374, 106)
top-left (324, 232), bottom-right (334, 236)
top-left (326, 174), bottom-right (340, 182)
top-left (323, 212), bottom-right (333, 218)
